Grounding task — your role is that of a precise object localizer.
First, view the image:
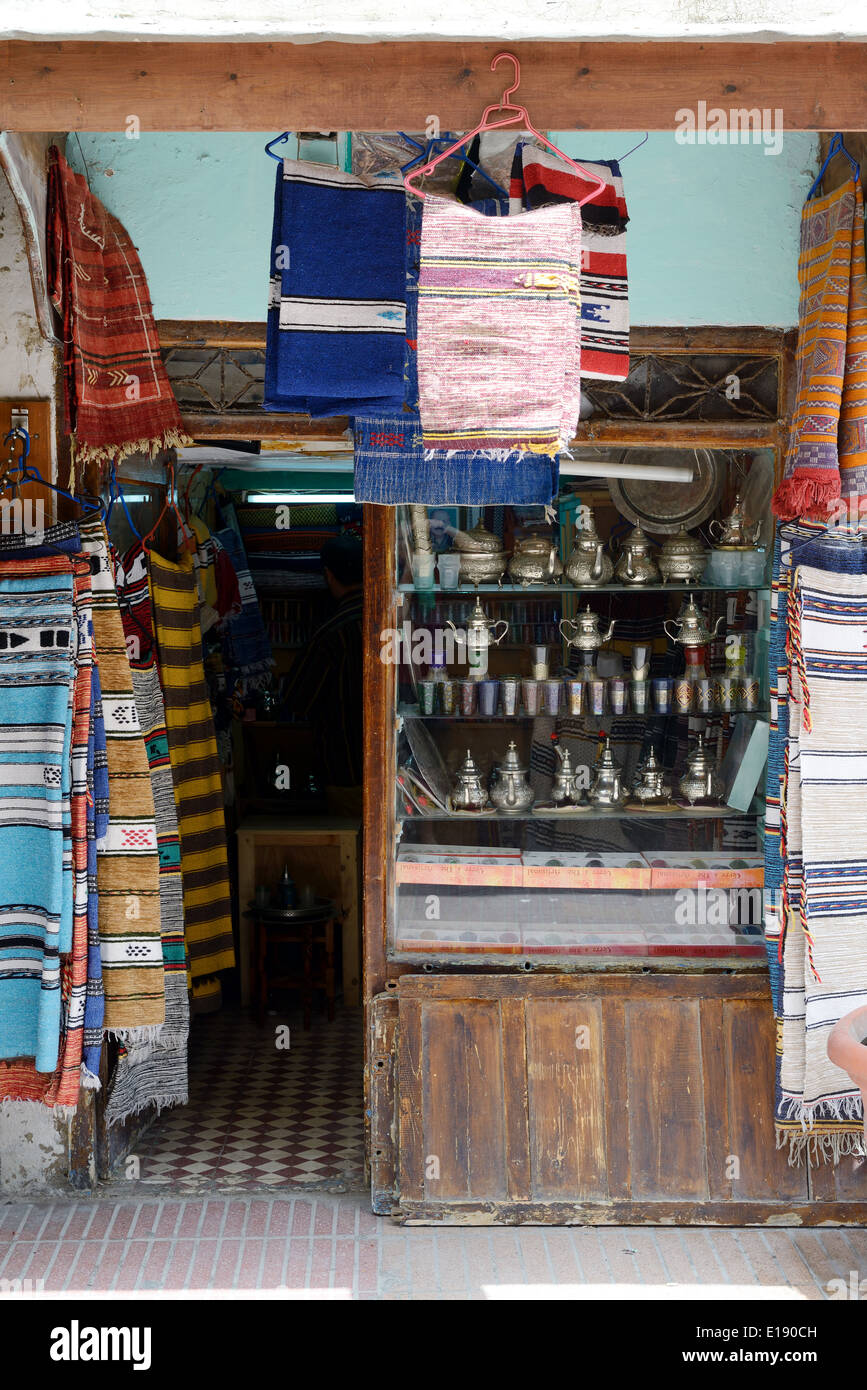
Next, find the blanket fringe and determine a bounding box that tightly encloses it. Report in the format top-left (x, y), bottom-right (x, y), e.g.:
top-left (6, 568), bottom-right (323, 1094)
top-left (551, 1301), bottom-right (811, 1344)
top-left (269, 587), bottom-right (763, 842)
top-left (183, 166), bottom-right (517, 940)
top-left (104, 1025), bottom-right (164, 1046)
top-left (73, 428), bottom-right (195, 470)
top-left (777, 1125), bottom-right (866, 1166)
top-left (106, 1089), bottom-right (189, 1128)
top-left (79, 1064), bottom-right (101, 1091)
top-left (772, 472), bottom-right (841, 522)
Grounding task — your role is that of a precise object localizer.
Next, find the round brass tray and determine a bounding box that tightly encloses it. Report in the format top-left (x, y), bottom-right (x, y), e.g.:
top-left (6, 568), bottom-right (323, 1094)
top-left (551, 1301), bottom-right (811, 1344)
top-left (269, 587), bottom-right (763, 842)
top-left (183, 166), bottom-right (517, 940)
top-left (608, 449), bottom-right (724, 535)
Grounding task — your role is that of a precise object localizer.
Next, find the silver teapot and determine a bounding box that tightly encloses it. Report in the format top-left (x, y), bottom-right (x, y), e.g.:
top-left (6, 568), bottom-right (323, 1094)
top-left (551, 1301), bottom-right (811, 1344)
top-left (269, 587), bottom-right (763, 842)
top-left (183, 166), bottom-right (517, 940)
top-left (709, 493), bottom-right (762, 550)
top-left (507, 533), bottom-right (564, 587)
top-left (589, 736), bottom-right (626, 808)
top-left (564, 507), bottom-right (613, 587)
top-left (558, 603), bottom-right (616, 662)
top-left (657, 528), bottom-right (708, 585)
top-left (663, 593), bottom-right (724, 651)
top-left (451, 749), bottom-right (489, 812)
top-left (632, 746), bottom-right (672, 805)
top-left (447, 596), bottom-right (508, 675)
top-left (449, 520), bottom-right (508, 586)
top-left (489, 741), bottom-right (535, 815)
top-left (613, 524), bottom-right (661, 585)
top-left (678, 732), bottom-right (724, 805)
top-left (551, 742), bottom-right (587, 807)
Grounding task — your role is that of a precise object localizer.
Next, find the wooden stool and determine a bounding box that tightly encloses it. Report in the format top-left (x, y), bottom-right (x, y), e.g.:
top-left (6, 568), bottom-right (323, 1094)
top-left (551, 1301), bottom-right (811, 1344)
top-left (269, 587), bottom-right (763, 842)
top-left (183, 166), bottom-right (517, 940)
top-left (244, 899), bottom-right (337, 1029)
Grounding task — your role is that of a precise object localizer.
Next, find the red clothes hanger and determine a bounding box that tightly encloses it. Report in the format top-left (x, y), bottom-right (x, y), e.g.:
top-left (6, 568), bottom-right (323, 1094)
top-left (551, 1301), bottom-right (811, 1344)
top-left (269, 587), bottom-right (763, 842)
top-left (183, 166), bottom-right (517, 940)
top-left (141, 462), bottom-right (194, 553)
top-left (404, 52), bottom-right (606, 207)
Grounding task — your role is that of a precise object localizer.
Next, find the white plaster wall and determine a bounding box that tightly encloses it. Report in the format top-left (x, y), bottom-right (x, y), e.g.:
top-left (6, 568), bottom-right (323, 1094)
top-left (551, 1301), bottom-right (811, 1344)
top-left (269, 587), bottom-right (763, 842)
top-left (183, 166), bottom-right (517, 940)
top-left (0, 169), bottom-right (58, 464)
top-left (0, 1104), bottom-right (69, 1194)
top-left (3, 0), bottom-right (866, 41)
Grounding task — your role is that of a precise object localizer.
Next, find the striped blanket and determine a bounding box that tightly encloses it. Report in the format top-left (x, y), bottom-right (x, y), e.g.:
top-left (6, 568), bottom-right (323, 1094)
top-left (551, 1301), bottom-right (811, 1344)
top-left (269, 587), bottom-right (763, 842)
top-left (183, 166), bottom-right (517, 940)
top-left (79, 520), bottom-right (164, 1037)
top-left (264, 159), bottom-right (407, 417)
top-left (82, 658), bottom-right (108, 1082)
top-left (147, 549), bottom-right (235, 1010)
top-left (47, 146), bottom-right (191, 466)
top-left (353, 198), bottom-right (560, 505)
top-left (773, 176), bottom-right (867, 519)
top-left (417, 194), bottom-right (582, 454)
top-left (0, 557), bottom-right (76, 1074)
top-left (764, 523), bottom-right (867, 1161)
top-left (213, 522), bottom-right (273, 682)
top-left (510, 144), bottom-right (630, 382)
top-left (777, 564), bottom-right (867, 1158)
top-left (107, 538), bottom-right (189, 1123)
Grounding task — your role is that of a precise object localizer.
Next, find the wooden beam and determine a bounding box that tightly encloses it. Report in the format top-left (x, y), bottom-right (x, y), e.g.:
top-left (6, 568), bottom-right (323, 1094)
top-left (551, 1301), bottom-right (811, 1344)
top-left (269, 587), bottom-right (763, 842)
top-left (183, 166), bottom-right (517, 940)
top-left (3, 40), bottom-right (867, 132)
top-left (160, 321), bottom-right (788, 355)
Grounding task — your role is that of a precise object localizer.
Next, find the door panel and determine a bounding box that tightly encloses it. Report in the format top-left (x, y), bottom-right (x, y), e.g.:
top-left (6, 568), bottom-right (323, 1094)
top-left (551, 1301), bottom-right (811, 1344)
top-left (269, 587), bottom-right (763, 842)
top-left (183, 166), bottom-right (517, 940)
top-left (526, 997), bottom-right (607, 1200)
top-left (626, 999), bottom-right (707, 1201)
top-left (392, 974), bottom-right (828, 1224)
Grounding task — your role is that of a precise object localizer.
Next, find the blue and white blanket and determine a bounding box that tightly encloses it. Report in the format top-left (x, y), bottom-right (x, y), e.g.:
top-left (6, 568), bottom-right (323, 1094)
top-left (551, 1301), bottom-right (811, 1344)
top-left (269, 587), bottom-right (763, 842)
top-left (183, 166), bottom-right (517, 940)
top-left (265, 159), bottom-right (407, 417)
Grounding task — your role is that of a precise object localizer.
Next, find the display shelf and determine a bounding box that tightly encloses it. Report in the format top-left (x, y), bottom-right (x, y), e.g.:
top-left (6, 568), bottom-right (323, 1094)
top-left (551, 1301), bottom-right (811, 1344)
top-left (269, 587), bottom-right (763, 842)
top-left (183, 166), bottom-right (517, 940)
top-left (395, 803), bottom-right (762, 822)
top-left (399, 705), bottom-right (770, 722)
top-left (398, 581), bottom-right (770, 597)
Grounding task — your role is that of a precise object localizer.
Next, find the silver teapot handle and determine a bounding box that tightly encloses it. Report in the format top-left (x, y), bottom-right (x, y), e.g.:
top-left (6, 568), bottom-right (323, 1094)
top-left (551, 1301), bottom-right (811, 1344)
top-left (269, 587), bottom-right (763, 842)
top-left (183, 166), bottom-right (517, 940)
top-left (558, 618), bottom-right (579, 646)
top-left (663, 619), bottom-right (679, 643)
top-left (490, 620), bottom-right (509, 645)
top-left (708, 517), bottom-right (723, 540)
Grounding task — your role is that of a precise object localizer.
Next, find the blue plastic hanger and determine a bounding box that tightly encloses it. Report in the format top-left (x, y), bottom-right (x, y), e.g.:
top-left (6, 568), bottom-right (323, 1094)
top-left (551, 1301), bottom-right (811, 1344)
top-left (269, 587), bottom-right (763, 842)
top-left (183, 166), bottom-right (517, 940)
top-left (265, 132), bottom-right (339, 165)
top-left (807, 132), bottom-right (860, 200)
top-left (1, 428), bottom-right (102, 515)
top-left (105, 458), bottom-right (141, 538)
top-left (399, 131), bottom-right (509, 200)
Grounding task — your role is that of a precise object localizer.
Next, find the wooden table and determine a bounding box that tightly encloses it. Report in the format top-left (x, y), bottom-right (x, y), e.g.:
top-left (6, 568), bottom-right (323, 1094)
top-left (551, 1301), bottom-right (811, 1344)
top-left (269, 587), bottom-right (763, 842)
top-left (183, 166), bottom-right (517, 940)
top-left (236, 817), bottom-right (361, 1007)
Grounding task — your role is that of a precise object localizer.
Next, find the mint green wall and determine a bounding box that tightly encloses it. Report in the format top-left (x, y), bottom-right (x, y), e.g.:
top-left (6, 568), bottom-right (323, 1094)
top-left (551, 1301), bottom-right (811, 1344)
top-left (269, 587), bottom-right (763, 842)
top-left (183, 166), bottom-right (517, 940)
top-left (69, 130), bottom-right (817, 326)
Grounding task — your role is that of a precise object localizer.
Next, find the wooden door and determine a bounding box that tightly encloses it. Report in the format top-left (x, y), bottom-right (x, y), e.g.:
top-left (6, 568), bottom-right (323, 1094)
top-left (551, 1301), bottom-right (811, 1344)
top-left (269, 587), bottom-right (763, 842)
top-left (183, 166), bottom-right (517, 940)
top-left (376, 972), bottom-right (867, 1224)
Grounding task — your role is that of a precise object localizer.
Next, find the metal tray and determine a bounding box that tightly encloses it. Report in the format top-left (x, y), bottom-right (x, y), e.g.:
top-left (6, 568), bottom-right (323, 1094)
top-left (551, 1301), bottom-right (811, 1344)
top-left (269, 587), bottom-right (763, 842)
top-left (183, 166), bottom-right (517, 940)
top-left (608, 449), bottom-right (724, 535)
top-left (245, 897), bottom-right (334, 922)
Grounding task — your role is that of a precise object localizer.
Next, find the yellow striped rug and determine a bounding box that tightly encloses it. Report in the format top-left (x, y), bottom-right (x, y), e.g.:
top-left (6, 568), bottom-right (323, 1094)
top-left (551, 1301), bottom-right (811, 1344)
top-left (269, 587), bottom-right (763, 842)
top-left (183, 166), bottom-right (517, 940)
top-left (148, 550), bottom-right (235, 1004)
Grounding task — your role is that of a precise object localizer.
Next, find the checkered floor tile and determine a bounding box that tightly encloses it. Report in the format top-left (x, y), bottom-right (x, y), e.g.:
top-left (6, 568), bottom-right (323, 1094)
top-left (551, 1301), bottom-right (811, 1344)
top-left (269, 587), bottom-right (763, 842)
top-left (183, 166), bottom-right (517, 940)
top-left (109, 1006), bottom-right (365, 1194)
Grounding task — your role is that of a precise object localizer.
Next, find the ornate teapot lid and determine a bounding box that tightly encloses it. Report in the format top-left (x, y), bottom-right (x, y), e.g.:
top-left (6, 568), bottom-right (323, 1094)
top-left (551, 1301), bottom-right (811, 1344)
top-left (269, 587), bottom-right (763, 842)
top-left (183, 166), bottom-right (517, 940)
top-left (500, 740), bottom-right (527, 773)
top-left (622, 523), bottom-right (654, 550)
top-left (456, 749), bottom-right (484, 780)
top-left (466, 596), bottom-right (498, 634)
top-left (554, 742), bottom-right (576, 774)
top-left (660, 526), bottom-right (706, 556)
top-left (596, 735), bottom-right (619, 770)
top-left (574, 507), bottom-right (603, 545)
top-left (686, 731), bottom-right (715, 770)
top-left (515, 531), bottom-right (556, 553)
top-left (575, 603), bottom-right (606, 632)
top-left (451, 520), bottom-right (501, 553)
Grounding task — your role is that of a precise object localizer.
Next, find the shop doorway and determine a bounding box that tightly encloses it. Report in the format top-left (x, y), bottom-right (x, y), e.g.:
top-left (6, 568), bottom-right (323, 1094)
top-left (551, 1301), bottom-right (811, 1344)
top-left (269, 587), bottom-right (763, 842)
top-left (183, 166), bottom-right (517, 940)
top-left (100, 476), bottom-right (366, 1195)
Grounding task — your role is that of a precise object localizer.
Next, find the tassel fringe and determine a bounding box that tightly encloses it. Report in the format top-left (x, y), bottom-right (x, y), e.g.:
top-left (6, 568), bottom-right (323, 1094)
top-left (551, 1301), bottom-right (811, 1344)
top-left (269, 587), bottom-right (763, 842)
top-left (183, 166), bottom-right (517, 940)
top-left (772, 472), bottom-right (841, 522)
top-left (73, 428), bottom-right (195, 470)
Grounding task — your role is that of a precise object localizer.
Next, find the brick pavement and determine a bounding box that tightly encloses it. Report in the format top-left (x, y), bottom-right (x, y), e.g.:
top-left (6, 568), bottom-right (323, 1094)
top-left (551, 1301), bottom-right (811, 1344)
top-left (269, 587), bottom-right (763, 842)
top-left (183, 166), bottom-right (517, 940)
top-left (1, 1194), bottom-right (866, 1298)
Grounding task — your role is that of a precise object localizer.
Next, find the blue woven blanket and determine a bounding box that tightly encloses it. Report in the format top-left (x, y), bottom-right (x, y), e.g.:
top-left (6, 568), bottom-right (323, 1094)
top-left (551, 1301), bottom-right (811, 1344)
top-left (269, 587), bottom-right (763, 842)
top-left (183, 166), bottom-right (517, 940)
top-left (215, 522), bottom-right (273, 681)
top-left (82, 660), bottom-right (108, 1080)
top-left (264, 159), bottom-right (407, 417)
top-left (0, 570), bottom-right (75, 1072)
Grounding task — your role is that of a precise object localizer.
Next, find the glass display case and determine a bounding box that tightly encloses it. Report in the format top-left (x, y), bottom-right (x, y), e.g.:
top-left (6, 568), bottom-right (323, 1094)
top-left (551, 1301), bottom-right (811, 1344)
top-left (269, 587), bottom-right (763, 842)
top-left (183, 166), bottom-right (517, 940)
top-left (388, 450), bottom-right (773, 969)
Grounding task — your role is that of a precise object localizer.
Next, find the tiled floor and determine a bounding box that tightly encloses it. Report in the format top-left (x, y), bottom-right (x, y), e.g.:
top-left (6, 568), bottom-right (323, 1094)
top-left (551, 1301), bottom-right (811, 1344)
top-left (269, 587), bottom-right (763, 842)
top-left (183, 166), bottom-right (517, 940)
top-left (107, 1006), bottom-right (365, 1194)
top-left (1, 1194), bottom-right (866, 1298)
